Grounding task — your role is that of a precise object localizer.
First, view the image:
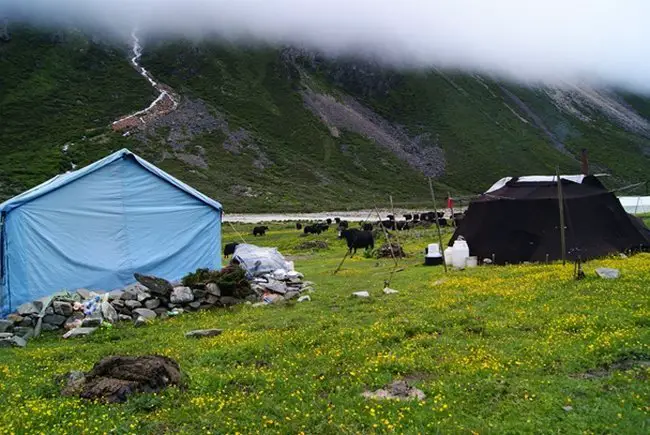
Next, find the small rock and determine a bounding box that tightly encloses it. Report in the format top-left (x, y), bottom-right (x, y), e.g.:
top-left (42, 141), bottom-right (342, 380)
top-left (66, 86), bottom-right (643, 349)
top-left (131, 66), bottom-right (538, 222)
top-left (118, 314), bottom-right (132, 322)
top-left (6, 314), bottom-right (24, 324)
top-left (41, 323), bottom-right (60, 332)
top-left (13, 326), bottom-right (35, 339)
top-left (144, 298), bottom-right (161, 310)
top-left (205, 294), bottom-right (220, 305)
top-left (63, 327), bottom-right (97, 339)
top-left (562, 405), bottom-right (574, 412)
top-left (134, 273), bottom-right (173, 296)
top-left (0, 335), bottom-right (27, 348)
top-left (205, 283), bottom-right (221, 296)
top-left (185, 329), bottom-right (223, 338)
top-left (154, 307), bottom-right (168, 316)
top-left (111, 299), bottom-right (125, 309)
top-left (76, 289), bottom-right (93, 300)
top-left (0, 319), bottom-right (13, 333)
top-left (0, 332), bottom-right (13, 339)
top-left (136, 292), bottom-right (152, 303)
top-left (44, 306), bottom-right (54, 315)
top-left (121, 290), bottom-right (137, 301)
top-left (101, 302), bottom-right (119, 324)
top-left (17, 301), bottom-right (40, 316)
top-left (53, 301), bottom-right (74, 316)
top-left (192, 289), bottom-right (206, 299)
top-left (220, 296), bottom-right (242, 306)
top-left (81, 318), bottom-right (102, 328)
top-left (107, 290), bottom-right (124, 301)
top-left (483, 258), bottom-right (493, 265)
top-left (187, 301), bottom-right (202, 310)
top-left (170, 286), bottom-right (194, 304)
top-left (43, 314), bottom-right (67, 326)
top-left (297, 295), bottom-right (311, 302)
top-left (362, 380), bottom-right (426, 401)
top-left (132, 308), bottom-right (157, 320)
top-left (383, 287), bottom-right (399, 295)
top-left (353, 291), bottom-right (370, 298)
top-left (124, 300), bottom-right (142, 310)
top-left (595, 268), bottom-right (620, 279)
top-left (284, 291), bottom-right (300, 300)
top-left (134, 316), bottom-right (148, 327)
top-left (19, 317), bottom-right (34, 327)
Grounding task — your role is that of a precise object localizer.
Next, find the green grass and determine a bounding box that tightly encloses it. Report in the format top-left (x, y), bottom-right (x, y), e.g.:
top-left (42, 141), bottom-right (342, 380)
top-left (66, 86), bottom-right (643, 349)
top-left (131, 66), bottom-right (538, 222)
top-left (1, 224), bottom-right (649, 434)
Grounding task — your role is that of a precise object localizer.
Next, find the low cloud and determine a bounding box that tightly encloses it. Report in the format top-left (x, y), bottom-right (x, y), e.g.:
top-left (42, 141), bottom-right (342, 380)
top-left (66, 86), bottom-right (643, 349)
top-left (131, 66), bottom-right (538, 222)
top-left (2, 0), bottom-right (649, 92)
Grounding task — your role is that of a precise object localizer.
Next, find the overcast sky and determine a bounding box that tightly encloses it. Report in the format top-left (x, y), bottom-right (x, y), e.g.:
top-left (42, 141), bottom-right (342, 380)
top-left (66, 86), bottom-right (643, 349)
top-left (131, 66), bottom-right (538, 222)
top-left (2, 0), bottom-right (649, 92)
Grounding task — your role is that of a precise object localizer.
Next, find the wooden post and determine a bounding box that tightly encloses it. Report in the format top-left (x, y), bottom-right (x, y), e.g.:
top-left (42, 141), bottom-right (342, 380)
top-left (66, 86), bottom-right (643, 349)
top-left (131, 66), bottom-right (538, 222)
top-left (374, 206), bottom-right (398, 267)
top-left (389, 194), bottom-right (404, 250)
top-left (448, 191), bottom-right (456, 227)
top-left (429, 178), bottom-right (448, 273)
top-left (556, 168), bottom-right (567, 266)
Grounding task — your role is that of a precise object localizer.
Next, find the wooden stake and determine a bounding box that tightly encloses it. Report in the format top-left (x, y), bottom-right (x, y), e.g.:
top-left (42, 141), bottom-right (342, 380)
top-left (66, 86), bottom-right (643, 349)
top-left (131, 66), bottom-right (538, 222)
top-left (375, 206), bottom-right (398, 267)
top-left (556, 167), bottom-right (567, 266)
top-left (448, 191), bottom-right (456, 227)
top-left (429, 178), bottom-right (448, 273)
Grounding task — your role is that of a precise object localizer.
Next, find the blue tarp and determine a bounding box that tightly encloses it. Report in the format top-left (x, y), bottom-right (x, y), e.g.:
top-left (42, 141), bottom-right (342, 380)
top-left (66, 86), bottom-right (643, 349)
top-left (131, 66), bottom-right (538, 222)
top-left (0, 149), bottom-right (222, 315)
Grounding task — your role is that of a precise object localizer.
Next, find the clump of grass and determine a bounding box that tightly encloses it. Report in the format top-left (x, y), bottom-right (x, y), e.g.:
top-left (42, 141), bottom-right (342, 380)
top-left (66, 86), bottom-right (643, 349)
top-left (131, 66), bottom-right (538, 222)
top-left (181, 266), bottom-right (251, 298)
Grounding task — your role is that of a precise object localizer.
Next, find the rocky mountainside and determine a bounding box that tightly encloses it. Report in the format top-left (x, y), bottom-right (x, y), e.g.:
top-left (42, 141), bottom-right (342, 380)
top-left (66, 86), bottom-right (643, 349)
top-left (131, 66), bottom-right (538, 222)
top-left (1, 24), bottom-right (649, 212)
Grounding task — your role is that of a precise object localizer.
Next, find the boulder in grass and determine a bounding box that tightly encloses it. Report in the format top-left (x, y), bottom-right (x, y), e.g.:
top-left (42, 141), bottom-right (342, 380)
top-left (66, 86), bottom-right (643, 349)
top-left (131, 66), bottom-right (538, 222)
top-left (134, 273), bottom-right (173, 296)
top-left (63, 327), bottom-right (97, 339)
top-left (101, 302), bottom-right (119, 324)
top-left (0, 334), bottom-right (27, 348)
top-left (185, 329), bottom-right (223, 339)
top-left (595, 268), bottom-right (620, 279)
top-left (352, 291), bottom-right (370, 298)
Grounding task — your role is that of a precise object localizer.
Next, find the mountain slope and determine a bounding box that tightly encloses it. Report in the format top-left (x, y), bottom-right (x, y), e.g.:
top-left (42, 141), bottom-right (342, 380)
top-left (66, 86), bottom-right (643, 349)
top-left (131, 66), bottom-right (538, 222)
top-left (1, 25), bottom-right (649, 211)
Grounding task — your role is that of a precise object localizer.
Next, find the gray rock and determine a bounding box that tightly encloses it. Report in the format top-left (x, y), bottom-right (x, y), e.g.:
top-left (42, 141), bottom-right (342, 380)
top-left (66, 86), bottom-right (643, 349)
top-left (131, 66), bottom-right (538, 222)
top-left (76, 289), bottom-right (94, 300)
top-left (185, 329), bottom-right (223, 338)
top-left (0, 335), bottom-right (27, 348)
top-left (107, 290), bottom-right (124, 301)
top-left (383, 287), bottom-right (399, 295)
top-left (118, 314), bottom-right (132, 322)
top-left (17, 301), bottom-right (40, 316)
top-left (205, 283), bottom-right (221, 296)
top-left (263, 279), bottom-right (287, 295)
top-left (62, 327), bottom-right (97, 339)
top-left (121, 290), bottom-right (137, 301)
top-left (154, 307), bottom-right (168, 316)
top-left (0, 332), bottom-right (13, 339)
top-left (134, 273), bottom-right (173, 296)
top-left (192, 289), bottom-right (206, 299)
top-left (352, 291), bottom-right (370, 298)
top-left (596, 268), bottom-right (620, 279)
top-left (53, 301), bottom-right (74, 316)
top-left (13, 327), bottom-right (35, 339)
top-left (134, 316), bottom-right (148, 327)
top-left (562, 405), bottom-right (574, 412)
top-left (81, 318), bottom-right (102, 328)
top-left (41, 323), bottom-right (60, 332)
top-left (188, 301), bottom-right (202, 310)
top-left (44, 307), bottom-right (54, 315)
top-left (111, 299), bottom-right (125, 309)
top-left (297, 295), bottom-right (311, 302)
top-left (284, 291), bottom-right (300, 300)
top-left (220, 296), bottom-right (242, 306)
top-left (144, 298), bottom-right (161, 310)
top-left (133, 308), bottom-right (157, 320)
top-left (0, 319), bottom-right (13, 333)
top-left (170, 286), bottom-right (194, 304)
top-left (101, 301), bottom-right (119, 324)
top-left (136, 291), bottom-right (152, 303)
top-left (6, 314), bottom-right (24, 324)
top-left (18, 317), bottom-right (34, 327)
top-left (205, 294), bottom-right (220, 305)
top-left (43, 314), bottom-right (67, 326)
top-left (124, 300), bottom-right (142, 310)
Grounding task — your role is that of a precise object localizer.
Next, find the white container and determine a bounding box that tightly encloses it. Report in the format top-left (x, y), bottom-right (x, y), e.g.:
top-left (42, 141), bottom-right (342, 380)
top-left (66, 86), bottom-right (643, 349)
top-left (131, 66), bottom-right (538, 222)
top-left (426, 243), bottom-right (441, 258)
top-left (444, 247), bottom-right (454, 266)
top-left (452, 239), bottom-right (470, 269)
top-left (466, 256), bottom-right (478, 268)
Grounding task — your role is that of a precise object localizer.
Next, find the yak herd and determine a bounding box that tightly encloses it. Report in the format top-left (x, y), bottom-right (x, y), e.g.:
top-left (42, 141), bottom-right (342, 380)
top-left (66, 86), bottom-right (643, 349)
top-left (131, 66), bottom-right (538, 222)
top-left (227, 212), bottom-right (465, 257)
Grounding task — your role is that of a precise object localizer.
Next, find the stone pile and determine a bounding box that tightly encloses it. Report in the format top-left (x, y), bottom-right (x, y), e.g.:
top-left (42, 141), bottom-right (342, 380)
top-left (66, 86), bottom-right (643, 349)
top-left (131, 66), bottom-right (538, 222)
top-left (1, 266), bottom-right (314, 347)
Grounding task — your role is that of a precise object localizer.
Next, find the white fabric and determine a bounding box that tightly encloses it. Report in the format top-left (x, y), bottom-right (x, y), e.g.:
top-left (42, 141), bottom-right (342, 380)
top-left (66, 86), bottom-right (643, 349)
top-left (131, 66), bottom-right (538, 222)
top-left (619, 196), bottom-right (650, 214)
top-left (486, 175), bottom-right (586, 193)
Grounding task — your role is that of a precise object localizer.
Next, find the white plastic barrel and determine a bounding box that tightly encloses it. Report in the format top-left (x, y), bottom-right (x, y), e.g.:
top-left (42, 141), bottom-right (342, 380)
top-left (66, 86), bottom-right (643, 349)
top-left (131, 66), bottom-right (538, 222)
top-left (444, 247), bottom-right (454, 266)
top-left (452, 239), bottom-right (470, 269)
top-left (466, 256), bottom-right (478, 268)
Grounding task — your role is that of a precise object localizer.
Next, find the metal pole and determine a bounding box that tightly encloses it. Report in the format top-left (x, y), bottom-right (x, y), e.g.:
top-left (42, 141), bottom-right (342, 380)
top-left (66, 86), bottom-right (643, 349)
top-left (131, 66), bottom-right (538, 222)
top-left (429, 178), bottom-right (448, 273)
top-left (556, 168), bottom-right (567, 266)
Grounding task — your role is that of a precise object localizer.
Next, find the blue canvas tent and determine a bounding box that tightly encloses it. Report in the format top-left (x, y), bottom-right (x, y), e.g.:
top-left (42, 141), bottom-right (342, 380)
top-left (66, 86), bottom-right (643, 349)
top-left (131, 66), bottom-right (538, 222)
top-left (0, 149), bottom-right (222, 315)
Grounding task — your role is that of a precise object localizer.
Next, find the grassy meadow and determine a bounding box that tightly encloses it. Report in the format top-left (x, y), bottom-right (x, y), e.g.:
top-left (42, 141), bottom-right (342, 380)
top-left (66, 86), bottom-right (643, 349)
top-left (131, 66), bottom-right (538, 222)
top-left (0, 223), bottom-right (649, 434)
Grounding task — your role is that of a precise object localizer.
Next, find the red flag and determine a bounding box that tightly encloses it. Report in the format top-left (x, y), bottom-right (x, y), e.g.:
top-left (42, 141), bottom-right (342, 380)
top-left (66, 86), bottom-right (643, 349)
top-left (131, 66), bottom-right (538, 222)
top-left (447, 197), bottom-right (454, 209)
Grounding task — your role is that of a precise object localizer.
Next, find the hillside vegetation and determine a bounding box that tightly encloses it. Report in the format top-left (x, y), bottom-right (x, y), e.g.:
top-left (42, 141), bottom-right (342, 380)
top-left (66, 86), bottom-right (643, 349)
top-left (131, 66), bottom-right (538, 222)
top-left (1, 224), bottom-right (648, 433)
top-left (1, 25), bottom-right (650, 211)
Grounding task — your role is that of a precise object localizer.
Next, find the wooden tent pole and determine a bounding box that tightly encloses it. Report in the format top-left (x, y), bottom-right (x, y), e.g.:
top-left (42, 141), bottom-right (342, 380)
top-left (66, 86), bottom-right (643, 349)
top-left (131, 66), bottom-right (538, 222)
top-left (429, 178), bottom-right (448, 273)
top-left (556, 167), bottom-right (567, 266)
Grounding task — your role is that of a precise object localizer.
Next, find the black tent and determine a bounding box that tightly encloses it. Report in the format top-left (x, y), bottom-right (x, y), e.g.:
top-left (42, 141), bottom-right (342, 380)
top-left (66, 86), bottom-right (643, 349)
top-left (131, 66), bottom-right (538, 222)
top-left (450, 175), bottom-right (650, 264)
